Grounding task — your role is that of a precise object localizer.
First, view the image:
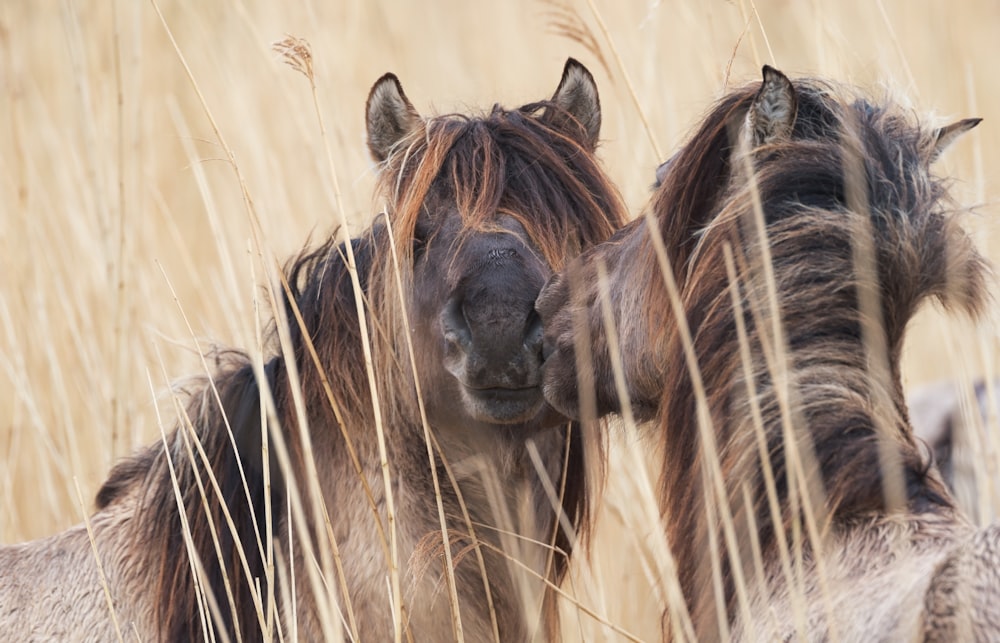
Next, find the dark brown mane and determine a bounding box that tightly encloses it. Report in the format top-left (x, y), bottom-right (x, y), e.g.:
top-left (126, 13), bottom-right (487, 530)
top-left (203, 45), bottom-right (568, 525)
top-left (648, 76), bottom-right (988, 637)
top-left (98, 351), bottom-right (285, 642)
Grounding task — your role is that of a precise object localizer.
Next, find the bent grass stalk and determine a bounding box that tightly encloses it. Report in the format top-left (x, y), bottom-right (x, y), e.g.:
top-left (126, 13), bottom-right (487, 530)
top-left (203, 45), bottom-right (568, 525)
top-left (381, 212), bottom-right (473, 642)
top-left (151, 7), bottom-right (343, 637)
top-left (272, 35), bottom-right (405, 641)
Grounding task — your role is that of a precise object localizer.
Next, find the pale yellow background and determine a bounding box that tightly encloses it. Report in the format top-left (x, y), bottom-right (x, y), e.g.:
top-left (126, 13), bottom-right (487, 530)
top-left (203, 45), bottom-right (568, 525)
top-left (2, 1), bottom-right (997, 638)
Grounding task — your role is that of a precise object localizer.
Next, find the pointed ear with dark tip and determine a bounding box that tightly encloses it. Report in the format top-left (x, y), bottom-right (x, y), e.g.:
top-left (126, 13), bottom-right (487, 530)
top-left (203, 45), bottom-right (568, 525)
top-left (366, 73), bottom-right (422, 163)
top-left (550, 58), bottom-right (601, 149)
top-left (743, 65), bottom-right (797, 148)
top-left (931, 118), bottom-right (982, 161)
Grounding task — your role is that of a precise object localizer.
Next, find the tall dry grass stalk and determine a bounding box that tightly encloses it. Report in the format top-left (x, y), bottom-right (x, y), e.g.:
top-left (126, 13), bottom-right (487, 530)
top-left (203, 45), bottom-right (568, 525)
top-left (2, 0), bottom-right (999, 640)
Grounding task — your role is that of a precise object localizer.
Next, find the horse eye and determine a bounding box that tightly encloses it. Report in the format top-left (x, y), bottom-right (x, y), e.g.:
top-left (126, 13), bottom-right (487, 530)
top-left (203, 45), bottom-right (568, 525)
top-left (412, 223), bottom-right (435, 258)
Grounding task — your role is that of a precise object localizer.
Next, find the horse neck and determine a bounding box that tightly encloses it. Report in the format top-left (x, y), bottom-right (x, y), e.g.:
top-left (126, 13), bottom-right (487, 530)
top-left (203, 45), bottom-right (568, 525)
top-left (345, 404), bottom-right (568, 547)
top-left (658, 202), bottom-right (954, 638)
top-left (291, 397), bottom-right (570, 640)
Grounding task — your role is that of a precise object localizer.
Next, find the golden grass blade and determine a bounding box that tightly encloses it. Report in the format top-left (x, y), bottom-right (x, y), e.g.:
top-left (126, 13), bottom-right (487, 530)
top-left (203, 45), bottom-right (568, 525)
top-left (592, 258), bottom-right (695, 641)
top-left (526, 439), bottom-right (577, 551)
top-left (526, 431), bottom-right (577, 639)
top-left (447, 530), bottom-right (645, 642)
top-left (152, 264), bottom-right (275, 638)
top-left (418, 427), bottom-right (504, 642)
top-left (381, 212), bottom-right (472, 641)
top-left (0, 300), bottom-right (74, 488)
top-left (722, 243), bottom-right (800, 618)
top-left (174, 404), bottom-right (252, 642)
top-left (248, 249), bottom-right (280, 642)
top-left (109, 0), bottom-right (138, 464)
top-left (581, 0), bottom-right (663, 161)
top-left (723, 10), bottom-right (756, 91)
top-left (150, 6), bottom-right (349, 637)
top-left (537, 0), bottom-right (612, 79)
top-left (272, 35), bottom-right (405, 641)
top-left (841, 111), bottom-right (907, 515)
top-left (874, 0), bottom-right (919, 94)
top-left (731, 143), bottom-right (841, 641)
top-left (262, 285), bottom-right (350, 642)
top-left (739, 483), bottom-right (778, 640)
top-left (148, 363), bottom-right (230, 643)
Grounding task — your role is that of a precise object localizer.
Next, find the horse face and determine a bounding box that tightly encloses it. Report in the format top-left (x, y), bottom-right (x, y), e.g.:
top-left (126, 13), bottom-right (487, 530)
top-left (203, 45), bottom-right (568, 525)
top-left (535, 217), bottom-right (658, 422)
top-left (412, 212), bottom-right (551, 427)
top-left (366, 58), bottom-right (615, 431)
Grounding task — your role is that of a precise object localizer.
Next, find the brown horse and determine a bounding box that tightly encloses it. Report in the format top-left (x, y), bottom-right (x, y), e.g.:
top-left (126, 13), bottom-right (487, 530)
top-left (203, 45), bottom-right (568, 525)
top-left (538, 65), bottom-right (1000, 640)
top-left (0, 59), bottom-right (627, 641)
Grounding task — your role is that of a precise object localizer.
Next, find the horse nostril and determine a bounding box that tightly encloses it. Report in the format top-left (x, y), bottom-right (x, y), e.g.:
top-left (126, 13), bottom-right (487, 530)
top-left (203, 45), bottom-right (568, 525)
top-left (524, 309), bottom-right (544, 357)
top-left (441, 296), bottom-right (472, 349)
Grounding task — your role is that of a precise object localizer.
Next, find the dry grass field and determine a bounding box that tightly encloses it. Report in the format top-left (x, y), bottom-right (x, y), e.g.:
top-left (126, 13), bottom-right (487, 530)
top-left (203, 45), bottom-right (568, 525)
top-left (3, 0), bottom-right (1000, 639)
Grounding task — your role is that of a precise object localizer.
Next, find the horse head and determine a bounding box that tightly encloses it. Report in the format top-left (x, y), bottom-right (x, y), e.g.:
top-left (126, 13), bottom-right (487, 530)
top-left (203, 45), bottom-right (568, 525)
top-left (365, 59), bottom-right (625, 434)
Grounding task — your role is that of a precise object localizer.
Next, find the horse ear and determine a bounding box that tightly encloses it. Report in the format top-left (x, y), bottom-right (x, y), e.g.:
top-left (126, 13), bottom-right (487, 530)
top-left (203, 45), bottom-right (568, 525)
top-left (743, 65), bottom-right (797, 148)
top-left (550, 58), bottom-right (601, 149)
top-left (366, 73), bottom-right (422, 163)
top-left (930, 118), bottom-right (981, 161)
top-left (653, 157), bottom-right (672, 189)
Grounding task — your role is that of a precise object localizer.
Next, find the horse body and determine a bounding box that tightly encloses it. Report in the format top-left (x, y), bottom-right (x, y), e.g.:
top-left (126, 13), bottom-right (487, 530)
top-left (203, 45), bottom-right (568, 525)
top-left (1, 59), bottom-right (626, 641)
top-left (0, 493), bottom-right (152, 640)
top-left (538, 65), bottom-right (999, 639)
top-left (736, 513), bottom-right (968, 640)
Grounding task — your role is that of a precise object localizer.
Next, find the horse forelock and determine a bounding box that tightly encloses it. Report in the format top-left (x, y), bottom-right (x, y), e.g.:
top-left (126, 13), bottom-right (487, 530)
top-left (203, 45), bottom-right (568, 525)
top-left (645, 74), bottom-right (987, 637)
top-left (375, 101), bottom-right (626, 275)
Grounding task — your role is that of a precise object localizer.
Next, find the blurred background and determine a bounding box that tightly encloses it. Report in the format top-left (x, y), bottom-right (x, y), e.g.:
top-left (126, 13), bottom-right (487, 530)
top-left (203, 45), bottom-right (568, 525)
top-left (2, 0), bottom-right (998, 638)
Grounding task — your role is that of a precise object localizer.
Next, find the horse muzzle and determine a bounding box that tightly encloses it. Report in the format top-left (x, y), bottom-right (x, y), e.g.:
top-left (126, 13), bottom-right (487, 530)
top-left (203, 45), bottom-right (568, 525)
top-left (440, 287), bottom-right (548, 425)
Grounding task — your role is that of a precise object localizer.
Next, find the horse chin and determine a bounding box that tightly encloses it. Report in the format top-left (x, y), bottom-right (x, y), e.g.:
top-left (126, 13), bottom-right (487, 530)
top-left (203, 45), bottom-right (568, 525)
top-left (460, 385), bottom-right (547, 426)
top-left (538, 360), bottom-right (583, 421)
